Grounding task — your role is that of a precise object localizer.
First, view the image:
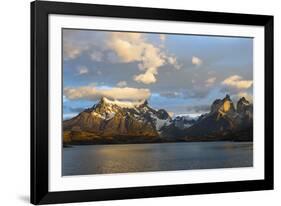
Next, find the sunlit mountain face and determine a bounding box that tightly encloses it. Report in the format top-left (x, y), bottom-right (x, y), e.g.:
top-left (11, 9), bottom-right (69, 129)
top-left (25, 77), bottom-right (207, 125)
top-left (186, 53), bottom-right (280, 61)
top-left (63, 94), bottom-right (253, 144)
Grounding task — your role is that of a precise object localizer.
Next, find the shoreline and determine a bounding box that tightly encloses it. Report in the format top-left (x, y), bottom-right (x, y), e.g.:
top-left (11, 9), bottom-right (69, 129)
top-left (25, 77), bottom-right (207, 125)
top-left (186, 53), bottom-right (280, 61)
top-left (63, 139), bottom-right (253, 147)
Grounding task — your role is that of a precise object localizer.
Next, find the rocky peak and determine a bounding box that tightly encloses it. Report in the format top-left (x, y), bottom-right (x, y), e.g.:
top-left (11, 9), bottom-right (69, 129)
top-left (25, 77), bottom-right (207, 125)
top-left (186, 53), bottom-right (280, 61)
top-left (63, 96), bottom-right (173, 139)
top-left (221, 97), bottom-right (235, 113)
top-left (237, 97), bottom-right (250, 106)
top-left (211, 94), bottom-right (235, 114)
top-left (224, 94), bottom-right (231, 101)
top-left (141, 100), bottom-right (149, 106)
top-left (100, 96), bottom-right (107, 105)
top-left (156, 109), bottom-right (170, 120)
top-left (239, 96), bottom-right (246, 102)
top-left (92, 97), bottom-right (110, 113)
top-left (63, 94), bottom-right (254, 143)
top-left (237, 97), bottom-right (252, 115)
top-left (211, 99), bottom-right (221, 112)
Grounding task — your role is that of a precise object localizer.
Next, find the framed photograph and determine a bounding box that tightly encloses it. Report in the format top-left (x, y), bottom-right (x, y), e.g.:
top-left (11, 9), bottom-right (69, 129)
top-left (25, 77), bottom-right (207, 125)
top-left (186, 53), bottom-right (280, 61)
top-left (31, 0), bottom-right (274, 204)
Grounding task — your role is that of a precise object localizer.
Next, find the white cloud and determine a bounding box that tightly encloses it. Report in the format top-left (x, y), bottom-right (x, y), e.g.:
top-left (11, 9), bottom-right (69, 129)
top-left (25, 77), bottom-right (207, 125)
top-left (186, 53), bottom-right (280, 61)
top-left (106, 32), bottom-right (179, 84)
top-left (90, 51), bottom-right (103, 61)
top-left (63, 30), bottom-right (105, 61)
top-left (63, 42), bottom-right (86, 60)
top-left (134, 71), bottom-right (157, 84)
top-left (222, 75), bottom-right (253, 90)
top-left (107, 32), bottom-right (144, 63)
top-left (205, 77), bottom-right (216, 87)
top-left (77, 66), bottom-right (89, 75)
top-left (64, 86), bottom-right (151, 101)
top-left (117, 81), bottom-right (127, 87)
top-left (167, 56), bottom-right (181, 70)
top-left (159, 34), bottom-right (166, 41)
top-left (192, 56), bottom-right (203, 66)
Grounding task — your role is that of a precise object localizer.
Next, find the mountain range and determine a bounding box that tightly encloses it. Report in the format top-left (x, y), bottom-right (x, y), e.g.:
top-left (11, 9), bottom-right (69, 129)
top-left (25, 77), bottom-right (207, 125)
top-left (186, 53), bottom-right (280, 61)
top-left (63, 95), bottom-right (253, 144)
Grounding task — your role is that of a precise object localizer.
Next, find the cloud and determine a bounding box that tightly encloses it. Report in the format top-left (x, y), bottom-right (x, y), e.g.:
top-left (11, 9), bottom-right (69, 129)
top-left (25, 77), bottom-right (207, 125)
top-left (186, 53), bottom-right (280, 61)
top-left (184, 87), bottom-right (210, 99)
top-left (167, 56), bottom-right (181, 70)
top-left (63, 29), bottom-right (107, 61)
top-left (117, 81), bottom-right (127, 87)
top-left (77, 66), bottom-right (89, 75)
top-left (134, 71), bottom-right (157, 84)
top-left (64, 106), bottom-right (86, 113)
top-left (222, 75), bottom-right (253, 90)
top-left (90, 51), bottom-right (103, 61)
top-left (186, 105), bottom-right (210, 113)
top-left (159, 34), bottom-right (166, 41)
top-left (106, 32), bottom-right (179, 84)
top-left (205, 77), bottom-right (216, 87)
top-left (159, 91), bottom-right (181, 98)
top-left (64, 86), bottom-right (151, 101)
top-left (63, 42), bottom-right (86, 60)
top-left (107, 32), bottom-right (145, 63)
top-left (192, 56), bottom-right (203, 66)
top-left (159, 86), bottom-right (210, 99)
top-left (159, 34), bottom-right (166, 49)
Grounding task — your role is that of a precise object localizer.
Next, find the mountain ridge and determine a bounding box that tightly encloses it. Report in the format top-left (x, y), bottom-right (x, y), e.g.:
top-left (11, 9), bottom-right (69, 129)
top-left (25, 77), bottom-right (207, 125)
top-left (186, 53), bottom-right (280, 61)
top-left (63, 95), bottom-right (253, 144)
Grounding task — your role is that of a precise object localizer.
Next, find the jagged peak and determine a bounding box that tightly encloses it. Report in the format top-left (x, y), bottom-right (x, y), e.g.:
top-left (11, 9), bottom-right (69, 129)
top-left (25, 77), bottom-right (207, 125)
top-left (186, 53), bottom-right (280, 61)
top-left (211, 99), bottom-right (222, 112)
top-left (100, 96), bottom-right (107, 104)
top-left (240, 96), bottom-right (246, 101)
top-left (237, 97), bottom-right (251, 113)
top-left (142, 99), bottom-right (148, 106)
top-left (211, 94), bottom-right (235, 113)
top-left (223, 94), bottom-right (231, 101)
top-left (237, 96), bottom-right (250, 105)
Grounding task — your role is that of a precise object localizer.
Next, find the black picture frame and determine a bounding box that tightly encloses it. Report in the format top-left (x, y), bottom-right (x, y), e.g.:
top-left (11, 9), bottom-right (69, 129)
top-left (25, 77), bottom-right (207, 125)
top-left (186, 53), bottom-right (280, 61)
top-left (31, 0), bottom-right (274, 204)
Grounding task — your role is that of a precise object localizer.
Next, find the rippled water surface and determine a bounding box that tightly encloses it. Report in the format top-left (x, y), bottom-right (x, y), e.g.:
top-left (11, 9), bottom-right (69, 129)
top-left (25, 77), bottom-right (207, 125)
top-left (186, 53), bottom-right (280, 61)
top-left (63, 141), bottom-right (253, 176)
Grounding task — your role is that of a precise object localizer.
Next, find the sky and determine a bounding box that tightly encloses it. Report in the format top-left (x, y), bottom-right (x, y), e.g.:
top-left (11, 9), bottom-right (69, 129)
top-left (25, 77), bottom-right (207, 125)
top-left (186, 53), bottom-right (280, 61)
top-left (63, 29), bottom-right (253, 119)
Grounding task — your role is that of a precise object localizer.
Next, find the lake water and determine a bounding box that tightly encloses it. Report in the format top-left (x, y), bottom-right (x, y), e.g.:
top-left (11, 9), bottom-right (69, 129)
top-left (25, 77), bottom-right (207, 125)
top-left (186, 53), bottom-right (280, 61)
top-left (62, 141), bottom-right (253, 176)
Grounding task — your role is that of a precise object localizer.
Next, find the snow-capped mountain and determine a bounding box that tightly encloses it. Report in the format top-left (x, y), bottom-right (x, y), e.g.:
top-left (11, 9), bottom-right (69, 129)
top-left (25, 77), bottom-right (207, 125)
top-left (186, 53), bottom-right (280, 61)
top-left (63, 95), bottom-right (253, 144)
top-left (172, 115), bottom-right (198, 129)
top-left (63, 97), bottom-right (171, 143)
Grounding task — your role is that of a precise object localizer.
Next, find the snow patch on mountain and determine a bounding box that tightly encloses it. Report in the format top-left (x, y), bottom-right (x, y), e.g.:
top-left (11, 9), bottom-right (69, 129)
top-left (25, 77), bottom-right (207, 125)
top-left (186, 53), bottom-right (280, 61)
top-left (173, 115), bottom-right (198, 129)
top-left (91, 111), bottom-right (106, 119)
top-left (154, 117), bottom-right (172, 131)
top-left (102, 97), bottom-right (146, 108)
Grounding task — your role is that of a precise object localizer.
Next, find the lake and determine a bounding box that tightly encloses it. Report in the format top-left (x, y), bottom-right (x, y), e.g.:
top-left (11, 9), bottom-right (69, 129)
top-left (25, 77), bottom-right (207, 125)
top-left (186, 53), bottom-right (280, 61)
top-left (62, 141), bottom-right (253, 176)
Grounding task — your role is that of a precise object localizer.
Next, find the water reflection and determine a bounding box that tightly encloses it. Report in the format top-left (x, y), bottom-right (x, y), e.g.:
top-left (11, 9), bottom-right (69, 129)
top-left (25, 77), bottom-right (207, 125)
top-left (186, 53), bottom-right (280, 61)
top-left (63, 142), bottom-right (253, 176)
